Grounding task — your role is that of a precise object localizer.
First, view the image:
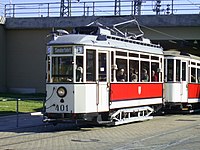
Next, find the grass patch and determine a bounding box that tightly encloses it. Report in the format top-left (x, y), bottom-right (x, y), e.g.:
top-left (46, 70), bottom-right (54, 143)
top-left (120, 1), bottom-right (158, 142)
top-left (0, 93), bottom-right (44, 116)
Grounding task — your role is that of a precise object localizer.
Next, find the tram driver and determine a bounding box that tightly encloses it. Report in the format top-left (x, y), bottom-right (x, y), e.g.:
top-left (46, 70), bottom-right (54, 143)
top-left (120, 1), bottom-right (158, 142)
top-left (76, 57), bottom-right (83, 82)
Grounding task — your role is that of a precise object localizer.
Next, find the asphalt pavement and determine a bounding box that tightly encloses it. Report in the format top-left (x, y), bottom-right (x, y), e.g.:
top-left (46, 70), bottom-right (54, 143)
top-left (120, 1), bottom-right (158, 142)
top-left (1, 113), bottom-right (200, 150)
top-left (0, 112), bottom-right (44, 131)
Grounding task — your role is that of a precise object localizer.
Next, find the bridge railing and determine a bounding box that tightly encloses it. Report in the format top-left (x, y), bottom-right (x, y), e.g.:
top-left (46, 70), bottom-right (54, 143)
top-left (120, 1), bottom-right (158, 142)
top-left (3, 0), bottom-right (200, 18)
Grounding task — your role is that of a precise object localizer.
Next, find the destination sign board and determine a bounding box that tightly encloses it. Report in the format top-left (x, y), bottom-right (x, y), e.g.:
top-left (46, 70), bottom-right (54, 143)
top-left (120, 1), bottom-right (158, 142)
top-left (53, 47), bottom-right (72, 54)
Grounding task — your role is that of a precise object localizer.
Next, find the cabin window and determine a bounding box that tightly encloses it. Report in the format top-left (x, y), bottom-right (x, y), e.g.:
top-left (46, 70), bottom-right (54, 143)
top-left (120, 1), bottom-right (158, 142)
top-left (116, 58), bottom-right (127, 82)
top-left (129, 53), bottom-right (139, 58)
top-left (176, 60), bottom-right (181, 82)
top-left (164, 60), bottom-right (166, 82)
top-left (151, 56), bottom-right (159, 60)
top-left (86, 50), bottom-right (96, 82)
top-left (191, 67), bottom-right (196, 83)
top-left (116, 51), bottom-right (127, 56)
top-left (198, 68), bottom-right (200, 83)
top-left (98, 53), bottom-right (107, 81)
top-left (129, 60), bottom-right (139, 82)
top-left (76, 56), bottom-right (83, 82)
top-left (151, 62), bottom-right (159, 82)
top-left (47, 56), bottom-right (50, 82)
top-left (182, 62), bottom-right (186, 81)
top-left (111, 51), bottom-right (115, 82)
top-left (167, 59), bottom-right (174, 82)
top-left (52, 56), bottom-right (73, 82)
top-left (140, 54), bottom-right (149, 59)
top-left (140, 61), bottom-right (149, 82)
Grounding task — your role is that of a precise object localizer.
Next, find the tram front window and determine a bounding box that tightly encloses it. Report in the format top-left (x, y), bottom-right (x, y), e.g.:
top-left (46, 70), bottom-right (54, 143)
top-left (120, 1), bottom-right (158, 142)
top-left (52, 57), bottom-right (73, 82)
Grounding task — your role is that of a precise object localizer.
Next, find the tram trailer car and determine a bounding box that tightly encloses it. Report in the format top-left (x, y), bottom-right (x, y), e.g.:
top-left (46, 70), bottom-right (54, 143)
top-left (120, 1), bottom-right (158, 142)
top-left (164, 50), bottom-right (200, 113)
top-left (44, 23), bottom-right (164, 125)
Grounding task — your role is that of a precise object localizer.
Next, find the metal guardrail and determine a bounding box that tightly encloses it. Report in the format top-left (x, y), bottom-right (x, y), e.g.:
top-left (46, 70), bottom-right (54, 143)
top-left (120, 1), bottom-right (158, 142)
top-left (2, 0), bottom-right (200, 18)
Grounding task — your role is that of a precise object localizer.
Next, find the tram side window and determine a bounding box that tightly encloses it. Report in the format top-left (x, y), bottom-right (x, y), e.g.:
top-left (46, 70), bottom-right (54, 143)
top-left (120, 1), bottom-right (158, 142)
top-left (164, 60), bottom-right (166, 82)
top-left (198, 68), bottom-right (200, 83)
top-left (76, 56), bottom-right (83, 82)
top-left (191, 67), bottom-right (196, 83)
top-left (167, 59), bottom-right (174, 81)
top-left (86, 50), bottom-right (96, 82)
top-left (129, 60), bottom-right (139, 82)
top-left (116, 58), bottom-right (127, 82)
top-left (141, 61), bottom-right (149, 82)
top-left (111, 51), bottom-right (115, 82)
top-left (176, 60), bottom-right (181, 82)
top-left (151, 62), bottom-right (159, 82)
top-left (182, 62), bottom-right (186, 81)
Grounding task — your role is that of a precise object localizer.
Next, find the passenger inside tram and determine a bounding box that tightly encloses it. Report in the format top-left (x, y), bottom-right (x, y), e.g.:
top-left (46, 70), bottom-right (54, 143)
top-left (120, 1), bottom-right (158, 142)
top-left (129, 68), bottom-right (138, 82)
top-left (141, 69), bottom-right (149, 82)
top-left (191, 75), bottom-right (196, 83)
top-left (151, 70), bottom-right (158, 82)
top-left (117, 68), bottom-right (127, 82)
top-left (191, 68), bottom-right (196, 83)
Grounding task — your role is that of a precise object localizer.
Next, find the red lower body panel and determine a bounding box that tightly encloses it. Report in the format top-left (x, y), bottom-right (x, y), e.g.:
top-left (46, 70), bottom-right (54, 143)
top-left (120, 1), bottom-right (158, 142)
top-left (110, 83), bottom-right (163, 101)
top-left (188, 83), bottom-right (200, 99)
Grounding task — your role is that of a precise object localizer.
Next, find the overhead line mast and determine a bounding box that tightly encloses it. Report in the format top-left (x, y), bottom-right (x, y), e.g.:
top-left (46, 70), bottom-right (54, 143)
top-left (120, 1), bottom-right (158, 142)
top-left (60, 0), bottom-right (80, 17)
top-left (60, 0), bottom-right (71, 17)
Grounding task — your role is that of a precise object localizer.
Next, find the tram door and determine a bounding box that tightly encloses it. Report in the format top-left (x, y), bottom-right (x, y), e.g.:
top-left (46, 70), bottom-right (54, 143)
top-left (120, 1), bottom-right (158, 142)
top-left (165, 59), bottom-right (188, 103)
top-left (181, 61), bottom-right (188, 102)
top-left (97, 51), bottom-right (109, 112)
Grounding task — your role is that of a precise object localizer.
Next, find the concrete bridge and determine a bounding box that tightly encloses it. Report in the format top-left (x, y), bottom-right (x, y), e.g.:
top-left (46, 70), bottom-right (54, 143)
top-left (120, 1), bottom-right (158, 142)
top-left (0, 14), bottom-right (200, 93)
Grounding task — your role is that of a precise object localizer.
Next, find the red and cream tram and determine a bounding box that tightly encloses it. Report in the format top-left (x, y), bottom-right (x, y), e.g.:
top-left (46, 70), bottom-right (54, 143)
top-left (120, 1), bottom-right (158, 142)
top-left (44, 20), bottom-right (164, 125)
top-left (164, 50), bottom-right (200, 112)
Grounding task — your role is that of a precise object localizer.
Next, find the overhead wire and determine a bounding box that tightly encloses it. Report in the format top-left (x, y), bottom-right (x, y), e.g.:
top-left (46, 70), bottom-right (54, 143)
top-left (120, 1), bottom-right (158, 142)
top-left (92, 5), bottom-right (188, 43)
top-left (186, 0), bottom-right (200, 8)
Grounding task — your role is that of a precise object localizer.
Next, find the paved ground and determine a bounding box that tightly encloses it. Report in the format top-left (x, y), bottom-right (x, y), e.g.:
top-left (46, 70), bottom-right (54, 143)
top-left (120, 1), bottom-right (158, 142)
top-left (0, 113), bottom-right (200, 150)
top-left (0, 113), bottom-right (44, 131)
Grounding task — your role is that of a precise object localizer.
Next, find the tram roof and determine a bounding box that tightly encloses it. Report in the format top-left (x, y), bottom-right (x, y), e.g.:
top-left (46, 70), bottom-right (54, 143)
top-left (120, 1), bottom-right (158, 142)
top-left (48, 34), bottom-right (163, 55)
top-left (164, 50), bottom-right (200, 61)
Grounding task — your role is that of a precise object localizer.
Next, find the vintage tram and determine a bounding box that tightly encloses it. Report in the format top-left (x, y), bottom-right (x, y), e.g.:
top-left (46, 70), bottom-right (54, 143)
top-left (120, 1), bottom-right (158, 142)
top-left (43, 20), bottom-right (164, 125)
top-left (164, 50), bottom-right (200, 112)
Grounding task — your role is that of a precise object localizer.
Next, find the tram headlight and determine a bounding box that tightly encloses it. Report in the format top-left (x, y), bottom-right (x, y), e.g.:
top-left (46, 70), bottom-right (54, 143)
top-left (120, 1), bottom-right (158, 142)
top-left (57, 87), bottom-right (67, 98)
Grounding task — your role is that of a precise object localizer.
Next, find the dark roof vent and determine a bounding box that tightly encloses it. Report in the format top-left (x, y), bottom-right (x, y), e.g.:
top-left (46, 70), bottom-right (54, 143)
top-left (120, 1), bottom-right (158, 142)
top-left (180, 51), bottom-right (190, 56)
top-left (96, 35), bottom-right (107, 41)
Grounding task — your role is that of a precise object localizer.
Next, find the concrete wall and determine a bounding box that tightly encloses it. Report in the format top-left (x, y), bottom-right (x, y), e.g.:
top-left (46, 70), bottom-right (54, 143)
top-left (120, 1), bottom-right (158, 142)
top-left (0, 24), bottom-right (6, 92)
top-left (6, 29), bottom-right (49, 93)
top-left (1, 15), bottom-right (200, 94)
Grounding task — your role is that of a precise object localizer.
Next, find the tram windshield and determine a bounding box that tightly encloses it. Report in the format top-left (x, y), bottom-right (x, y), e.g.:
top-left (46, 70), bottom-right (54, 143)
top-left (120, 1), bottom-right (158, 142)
top-left (52, 57), bottom-right (73, 82)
